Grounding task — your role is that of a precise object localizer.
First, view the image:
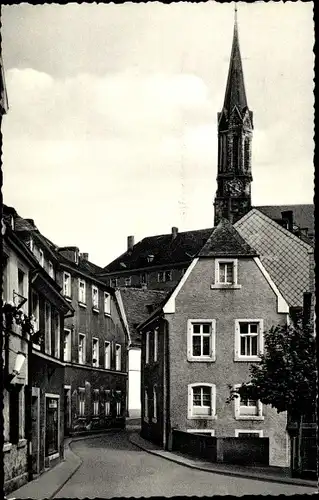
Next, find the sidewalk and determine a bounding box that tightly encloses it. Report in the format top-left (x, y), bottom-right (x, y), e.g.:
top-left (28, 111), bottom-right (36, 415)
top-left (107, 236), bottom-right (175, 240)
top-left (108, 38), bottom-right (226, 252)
top-left (129, 432), bottom-right (318, 489)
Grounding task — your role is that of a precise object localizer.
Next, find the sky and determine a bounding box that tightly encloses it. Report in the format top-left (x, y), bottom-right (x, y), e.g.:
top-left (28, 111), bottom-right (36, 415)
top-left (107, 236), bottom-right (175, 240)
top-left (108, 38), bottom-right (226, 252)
top-left (1, 1), bottom-right (314, 267)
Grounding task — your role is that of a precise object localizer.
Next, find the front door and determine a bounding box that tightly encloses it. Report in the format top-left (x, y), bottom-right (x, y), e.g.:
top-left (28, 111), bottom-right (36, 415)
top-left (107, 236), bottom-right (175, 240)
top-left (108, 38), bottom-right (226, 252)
top-left (31, 389), bottom-right (40, 474)
top-left (45, 396), bottom-right (59, 458)
top-left (64, 388), bottom-right (71, 436)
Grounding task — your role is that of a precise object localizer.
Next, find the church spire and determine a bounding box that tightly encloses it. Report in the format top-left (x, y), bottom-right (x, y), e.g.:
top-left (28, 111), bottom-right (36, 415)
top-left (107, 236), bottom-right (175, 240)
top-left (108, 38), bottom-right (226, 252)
top-left (223, 4), bottom-right (248, 114)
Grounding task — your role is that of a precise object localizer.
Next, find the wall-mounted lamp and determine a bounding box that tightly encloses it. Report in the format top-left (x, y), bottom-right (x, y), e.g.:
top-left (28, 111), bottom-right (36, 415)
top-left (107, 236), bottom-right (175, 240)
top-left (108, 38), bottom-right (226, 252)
top-left (7, 351), bottom-right (26, 384)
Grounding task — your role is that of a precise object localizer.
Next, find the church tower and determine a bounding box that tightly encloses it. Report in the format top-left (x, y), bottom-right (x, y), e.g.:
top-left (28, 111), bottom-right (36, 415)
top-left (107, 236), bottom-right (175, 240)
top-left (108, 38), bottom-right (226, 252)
top-left (214, 8), bottom-right (253, 226)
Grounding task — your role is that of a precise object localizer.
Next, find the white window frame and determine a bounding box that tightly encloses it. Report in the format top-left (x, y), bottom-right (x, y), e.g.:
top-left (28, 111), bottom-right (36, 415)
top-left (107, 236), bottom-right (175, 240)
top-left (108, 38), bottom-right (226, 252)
top-left (63, 272), bottom-right (71, 298)
top-left (144, 389), bottom-right (149, 422)
top-left (124, 277), bottom-right (131, 286)
top-left (235, 429), bottom-right (264, 437)
top-left (110, 278), bottom-right (118, 288)
top-left (233, 384), bottom-right (264, 421)
top-left (78, 388), bottom-right (85, 417)
top-left (154, 328), bottom-right (158, 362)
top-left (92, 285), bottom-right (99, 311)
top-left (39, 248), bottom-right (44, 267)
top-left (48, 261), bottom-right (54, 279)
top-left (104, 341), bottom-right (111, 369)
top-left (186, 429), bottom-right (215, 436)
top-left (78, 279), bottom-right (86, 305)
top-left (104, 390), bottom-right (111, 416)
top-left (45, 301), bottom-right (51, 355)
top-left (115, 344), bottom-right (121, 371)
top-left (63, 328), bottom-right (71, 362)
top-left (187, 383), bottom-right (216, 420)
top-left (78, 333), bottom-right (86, 365)
top-left (187, 319), bottom-right (216, 362)
top-left (104, 292), bottom-right (111, 316)
top-left (234, 319), bottom-right (264, 362)
top-left (116, 391), bottom-right (121, 417)
top-left (54, 310), bottom-right (60, 359)
top-left (93, 389), bottom-right (99, 416)
top-left (92, 337), bottom-right (99, 367)
top-left (152, 386), bottom-right (157, 423)
top-left (211, 258), bottom-right (241, 289)
top-left (145, 331), bottom-right (150, 364)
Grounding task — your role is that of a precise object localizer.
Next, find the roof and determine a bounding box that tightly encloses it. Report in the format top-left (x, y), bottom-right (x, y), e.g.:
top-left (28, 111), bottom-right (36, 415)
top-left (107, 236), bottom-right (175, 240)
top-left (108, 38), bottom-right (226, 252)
top-left (235, 208), bottom-right (312, 308)
top-left (0, 54), bottom-right (9, 115)
top-left (198, 218), bottom-right (258, 257)
top-left (118, 287), bottom-right (168, 346)
top-left (103, 227), bottom-right (214, 273)
top-left (256, 205), bottom-right (314, 238)
top-left (222, 14), bottom-right (248, 114)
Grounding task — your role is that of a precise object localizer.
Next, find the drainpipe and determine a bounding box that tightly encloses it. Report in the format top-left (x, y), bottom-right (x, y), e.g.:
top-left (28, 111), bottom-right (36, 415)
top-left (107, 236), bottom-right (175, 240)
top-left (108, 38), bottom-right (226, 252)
top-left (26, 281), bottom-right (33, 481)
top-left (163, 318), bottom-right (170, 451)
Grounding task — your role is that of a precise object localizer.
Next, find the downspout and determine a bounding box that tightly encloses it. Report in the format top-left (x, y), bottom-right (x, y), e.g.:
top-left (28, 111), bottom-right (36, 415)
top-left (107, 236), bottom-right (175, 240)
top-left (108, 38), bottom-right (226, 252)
top-left (163, 318), bottom-right (170, 451)
top-left (26, 279), bottom-right (33, 481)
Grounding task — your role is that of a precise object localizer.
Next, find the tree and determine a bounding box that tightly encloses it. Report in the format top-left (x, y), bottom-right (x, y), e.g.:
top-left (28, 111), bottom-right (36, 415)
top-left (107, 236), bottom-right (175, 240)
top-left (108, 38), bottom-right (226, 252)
top-left (228, 321), bottom-right (316, 473)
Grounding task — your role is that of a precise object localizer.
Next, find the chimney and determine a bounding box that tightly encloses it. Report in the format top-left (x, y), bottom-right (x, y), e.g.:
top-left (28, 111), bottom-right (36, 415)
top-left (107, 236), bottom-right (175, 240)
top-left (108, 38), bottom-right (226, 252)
top-left (172, 227), bottom-right (178, 240)
top-left (281, 210), bottom-right (293, 232)
top-left (80, 253), bottom-right (89, 261)
top-left (127, 235), bottom-right (134, 251)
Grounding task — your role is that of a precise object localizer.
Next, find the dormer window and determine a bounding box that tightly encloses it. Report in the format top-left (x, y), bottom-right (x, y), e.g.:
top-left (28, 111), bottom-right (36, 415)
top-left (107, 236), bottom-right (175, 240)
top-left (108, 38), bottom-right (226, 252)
top-left (147, 254), bottom-right (154, 263)
top-left (110, 278), bottom-right (118, 288)
top-left (39, 248), bottom-right (44, 267)
top-left (48, 261), bottom-right (54, 279)
top-left (28, 238), bottom-right (34, 252)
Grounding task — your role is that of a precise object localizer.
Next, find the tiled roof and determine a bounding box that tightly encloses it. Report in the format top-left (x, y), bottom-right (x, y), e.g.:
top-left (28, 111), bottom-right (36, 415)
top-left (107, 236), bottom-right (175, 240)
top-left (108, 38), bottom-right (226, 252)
top-left (103, 228), bottom-right (214, 273)
top-left (199, 218), bottom-right (258, 257)
top-left (235, 209), bottom-right (312, 308)
top-left (118, 287), bottom-right (168, 346)
top-left (78, 259), bottom-right (104, 276)
top-left (256, 205), bottom-right (314, 237)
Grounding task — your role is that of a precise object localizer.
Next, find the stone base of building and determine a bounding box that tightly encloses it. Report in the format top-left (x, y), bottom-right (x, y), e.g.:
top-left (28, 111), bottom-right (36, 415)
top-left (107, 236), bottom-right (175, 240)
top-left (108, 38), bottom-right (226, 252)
top-left (4, 472), bottom-right (28, 496)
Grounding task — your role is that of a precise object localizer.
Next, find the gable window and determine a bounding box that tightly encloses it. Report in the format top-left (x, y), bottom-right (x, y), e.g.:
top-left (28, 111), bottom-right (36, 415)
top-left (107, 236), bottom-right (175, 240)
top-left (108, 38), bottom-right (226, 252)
top-left (78, 388), bottom-right (85, 417)
top-left (153, 386), bottom-right (157, 422)
top-left (154, 328), bottom-right (158, 362)
top-left (212, 259), bottom-right (240, 289)
top-left (92, 338), bottom-right (99, 367)
top-left (116, 391), bottom-right (122, 417)
top-left (104, 390), bottom-right (111, 416)
top-left (104, 292), bottom-right (111, 315)
top-left (39, 248), bottom-right (44, 267)
top-left (48, 261), bottom-right (54, 279)
top-left (78, 334), bottom-right (86, 364)
top-left (110, 278), bottom-right (118, 288)
top-left (234, 387), bottom-right (263, 421)
top-left (140, 273), bottom-right (147, 285)
top-left (63, 272), bottom-right (71, 298)
top-left (187, 320), bottom-right (216, 362)
top-left (104, 341), bottom-right (111, 369)
top-left (188, 383), bottom-right (216, 420)
top-left (145, 331), bottom-right (150, 364)
top-left (78, 279), bottom-right (86, 305)
top-left (115, 344), bottom-right (121, 371)
top-left (93, 389), bottom-right (99, 416)
top-left (64, 329), bottom-right (71, 362)
top-left (45, 302), bottom-right (51, 355)
top-left (234, 319), bottom-right (264, 361)
top-left (144, 389), bottom-right (149, 421)
top-left (158, 270), bottom-right (172, 283)
top-left (124, 276), bottom-right (131, 286)
top-left (92, 286), bottom-right (99, 311)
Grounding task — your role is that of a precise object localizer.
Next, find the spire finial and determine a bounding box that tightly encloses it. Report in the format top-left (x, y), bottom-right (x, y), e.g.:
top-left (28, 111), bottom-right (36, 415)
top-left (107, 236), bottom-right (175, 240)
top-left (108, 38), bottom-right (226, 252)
top-left (234, 2), bottom-right (238, 26)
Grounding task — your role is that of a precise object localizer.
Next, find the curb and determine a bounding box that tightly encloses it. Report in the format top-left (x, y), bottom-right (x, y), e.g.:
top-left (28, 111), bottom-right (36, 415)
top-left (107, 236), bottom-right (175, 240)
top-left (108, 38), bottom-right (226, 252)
top-left (128, 434), bottom-right (318, 489)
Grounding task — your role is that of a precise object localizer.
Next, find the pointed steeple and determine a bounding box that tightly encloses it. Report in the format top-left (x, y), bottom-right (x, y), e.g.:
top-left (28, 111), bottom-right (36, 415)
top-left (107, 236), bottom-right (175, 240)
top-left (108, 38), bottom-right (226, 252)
top-left (223, 4), bottom-right (248, 114)
top-left (199, 219), bottom-right (258, 258)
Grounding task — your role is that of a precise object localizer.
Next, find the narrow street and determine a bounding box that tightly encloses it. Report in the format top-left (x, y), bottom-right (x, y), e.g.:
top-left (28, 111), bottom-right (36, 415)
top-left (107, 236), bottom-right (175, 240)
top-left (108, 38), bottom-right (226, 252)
top-left (54, 431), bottom-right (316, 498)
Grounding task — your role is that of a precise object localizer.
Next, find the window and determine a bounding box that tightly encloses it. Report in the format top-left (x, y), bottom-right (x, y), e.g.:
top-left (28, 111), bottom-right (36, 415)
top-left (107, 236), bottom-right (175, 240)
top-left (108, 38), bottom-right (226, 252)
top-left (2, 255), bottom-right (8, 301)
top-left (78, 388), bottom-right (85, 417)
top-left (110, 278), bottom-right (118, 288)
top-left (92, 286), bottom-right (99, 311)
top-left (116, 391), bottom-right (121, 417)
top-left (78, 334), bottom-right (86, 364)
top-left (154, 328), bottom-right (158, 362)
top-left (140, 273), bottom-right (147, 285)
top-left (235, 429), bottom-right (263, 438)
top-left (104, 390), bottom-right (111, 416)
top-left (31, 291), bottom-right (40, 338)
top-left (45, 302), bottom-right (51, 355)
top-left (187, 320), bottom-right (216, 362)
top-left (48, 261), bottom-right (54, 279)
top-left (9, 386), bottom-right (21, 444)
top-left (212, 259), bottom-right (240, 289)
top-left (144, 389), bottom-right (148, 421)
top-left (28, 237), bottom-right (33, 252)
top-left (234, 320), bottom-right (264, 361)
top-left (18, 268), bottom-right (25, 298)
top-left (187, 429), bottom-right (215, 436)
top-left (39, 249), bottom-right (44, 267)
top-left (124, 276), bottom-right (131, 286)
top-left (92, 338), bottom-right (99, 367)
top-left (78, 279), bottom-right (86, 305)
top-left (63, 272), bottom-right (71, 298)
top-left (145, 332), bottom-right (150, 364)
top-left (93, 390), bottom-right (99, 416)
top-left (104, 341), bottom-right (111, 369)
top-left (188, 383), bottom-right (216, 419)
top-left (115, 344), bottom-right (121, 371)
top-left (53, 309), bottom-right (60, 359)
top-left (153, 387), bottom-right (157, 422)
top-left (64, 329), bottom-right (71, 362)
top-left (104, 292), bottom-right (111, 315)
top-left (234, 386), bottom-right (263, 421)
top-left (158, 270), bottom-right (172, 283)
top-left (244, 137), bottom-right (250, 172)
